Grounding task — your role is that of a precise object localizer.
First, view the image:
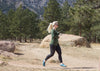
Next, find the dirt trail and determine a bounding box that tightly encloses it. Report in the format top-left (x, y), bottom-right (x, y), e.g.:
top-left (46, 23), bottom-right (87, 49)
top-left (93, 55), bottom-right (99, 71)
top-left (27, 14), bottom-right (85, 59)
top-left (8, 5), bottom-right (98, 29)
top-left (0, 43), bottom-right (99, 71)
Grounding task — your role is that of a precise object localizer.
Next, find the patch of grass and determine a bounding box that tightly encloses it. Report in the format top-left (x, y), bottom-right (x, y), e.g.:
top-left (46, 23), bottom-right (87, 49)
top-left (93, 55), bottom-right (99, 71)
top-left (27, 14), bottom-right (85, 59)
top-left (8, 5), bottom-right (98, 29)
top-left (0, 61), bottom-right (8, 66)
top-left (0, 55), bottom-right (12, 61)
top-left (49, 60), bottom-right (59, 63)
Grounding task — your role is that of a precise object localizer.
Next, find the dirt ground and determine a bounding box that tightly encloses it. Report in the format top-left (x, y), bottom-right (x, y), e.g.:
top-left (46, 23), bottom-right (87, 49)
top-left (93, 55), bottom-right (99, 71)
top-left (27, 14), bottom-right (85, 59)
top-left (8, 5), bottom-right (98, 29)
top-left (0, 42), bottom-right (100, 71)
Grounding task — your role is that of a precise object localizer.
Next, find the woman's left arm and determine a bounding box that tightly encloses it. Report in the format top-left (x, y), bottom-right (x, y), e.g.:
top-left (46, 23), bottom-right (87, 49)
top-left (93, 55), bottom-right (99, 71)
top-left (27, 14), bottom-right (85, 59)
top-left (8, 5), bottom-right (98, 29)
top-left (57, 32), bottom-right (60, 35)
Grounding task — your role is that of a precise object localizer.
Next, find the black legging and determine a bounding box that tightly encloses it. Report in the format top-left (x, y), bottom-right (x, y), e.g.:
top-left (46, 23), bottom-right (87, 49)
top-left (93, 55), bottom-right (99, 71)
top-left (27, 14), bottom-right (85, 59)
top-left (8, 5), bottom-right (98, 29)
top-left (45, 44), bottom-right (63, 63)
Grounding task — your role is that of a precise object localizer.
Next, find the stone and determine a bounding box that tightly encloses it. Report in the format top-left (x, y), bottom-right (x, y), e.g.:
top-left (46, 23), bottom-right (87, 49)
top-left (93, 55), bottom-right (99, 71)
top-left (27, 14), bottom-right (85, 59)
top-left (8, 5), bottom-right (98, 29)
top-left (0, 41), bottom-right (15, 52)
top-left (40, 34), bottom-right (91, 48)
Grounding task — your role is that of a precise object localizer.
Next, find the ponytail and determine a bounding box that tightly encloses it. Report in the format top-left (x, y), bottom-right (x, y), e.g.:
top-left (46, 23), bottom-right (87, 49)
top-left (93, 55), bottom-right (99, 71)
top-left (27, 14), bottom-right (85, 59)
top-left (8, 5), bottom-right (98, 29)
top-left (47, 23), bottom-right (53, 33)
top-left (47, 21), bottom-right (58, 33)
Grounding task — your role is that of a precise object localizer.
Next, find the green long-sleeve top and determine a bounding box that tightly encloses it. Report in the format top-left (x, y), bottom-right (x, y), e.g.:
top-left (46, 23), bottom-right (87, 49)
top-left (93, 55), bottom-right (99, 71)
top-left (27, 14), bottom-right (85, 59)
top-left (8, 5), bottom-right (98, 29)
top-left (50, 29), bottom-right (59, 46)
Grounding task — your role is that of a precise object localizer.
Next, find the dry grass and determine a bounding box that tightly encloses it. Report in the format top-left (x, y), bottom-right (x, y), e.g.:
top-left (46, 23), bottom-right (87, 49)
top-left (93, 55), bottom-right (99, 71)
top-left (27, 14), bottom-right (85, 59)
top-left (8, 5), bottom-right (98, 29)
top-left (0, 42), bottom-right (99, 71)
top-left (0, 65), bottom-right (98, 71)
top-left (61, 43), bottom-right (100, 60)
top-left (0, 55), bottom-right (13, 61)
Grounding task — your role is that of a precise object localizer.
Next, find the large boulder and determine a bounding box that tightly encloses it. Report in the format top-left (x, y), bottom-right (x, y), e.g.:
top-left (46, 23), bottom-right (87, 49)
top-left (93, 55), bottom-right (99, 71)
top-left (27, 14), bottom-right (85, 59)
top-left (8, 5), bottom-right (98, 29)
top-left (0, 41), bottom-right (15, 52)
top-left (40, 34), bottom-right (91, 48)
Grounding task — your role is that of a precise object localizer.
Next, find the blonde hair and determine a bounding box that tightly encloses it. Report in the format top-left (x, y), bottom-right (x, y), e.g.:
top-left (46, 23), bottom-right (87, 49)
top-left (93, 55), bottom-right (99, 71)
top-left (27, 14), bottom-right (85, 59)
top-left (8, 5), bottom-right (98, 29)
top-left (47, 21), bottom-right (58, 33)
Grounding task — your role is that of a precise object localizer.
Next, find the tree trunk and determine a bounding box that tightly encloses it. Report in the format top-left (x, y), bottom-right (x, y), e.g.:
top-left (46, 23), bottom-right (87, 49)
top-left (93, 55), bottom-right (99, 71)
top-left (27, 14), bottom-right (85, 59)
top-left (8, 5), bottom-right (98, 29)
top-left (79, 24), bottom-right (81, 36)
top-left (94, 35), bottom-right (96, 43)
top-left (89, 31), bottom-right (92, 43)
top-left (30, 35), bottom-right (33, 42)
top-left (30, 38), bottom-right (33, 43)
top-left (19, 36), bottom-right (22, 42)
top-left (25, 36), bottom-right (27, 42)
top-left (15, 37), bottom-right (17, 41)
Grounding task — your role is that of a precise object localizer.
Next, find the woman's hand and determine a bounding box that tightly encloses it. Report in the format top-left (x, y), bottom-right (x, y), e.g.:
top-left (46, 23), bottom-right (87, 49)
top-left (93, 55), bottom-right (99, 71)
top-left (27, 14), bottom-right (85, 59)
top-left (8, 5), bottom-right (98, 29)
top-left (59, 33), bottom-right (62, 36)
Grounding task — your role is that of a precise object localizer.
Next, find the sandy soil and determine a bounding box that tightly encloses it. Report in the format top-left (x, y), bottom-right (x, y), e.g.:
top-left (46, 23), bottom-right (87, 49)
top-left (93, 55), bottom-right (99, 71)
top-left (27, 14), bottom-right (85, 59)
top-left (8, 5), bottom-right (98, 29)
top-left (0, 42), bottom-right (100, 71)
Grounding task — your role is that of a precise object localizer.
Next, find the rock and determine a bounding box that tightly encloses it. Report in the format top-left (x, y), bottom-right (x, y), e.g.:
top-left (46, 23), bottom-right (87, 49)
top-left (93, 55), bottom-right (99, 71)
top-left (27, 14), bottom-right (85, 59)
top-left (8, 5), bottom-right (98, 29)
top-left (0, 50), bottom-right (17, 58)
top-left (0, 50), bottom-right (17, 60)
top-left (0, 41), bottom-right (15, 52)
top-left (40, 34), bottom-right (91, 48)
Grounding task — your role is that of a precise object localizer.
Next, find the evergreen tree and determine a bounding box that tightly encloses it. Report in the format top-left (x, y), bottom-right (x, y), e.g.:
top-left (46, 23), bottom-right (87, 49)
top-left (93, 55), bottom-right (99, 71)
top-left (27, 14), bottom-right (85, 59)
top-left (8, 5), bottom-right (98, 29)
top-left (0, 10), bottom-right (8, 39)
top-left (43, 0), bottom-right (61, 22)
top-left (59, 1), bottom-right (70, 33)
top-left (14, 5), bottom-right (38, 42)
top-left (28, 11), bottom-right (39, 41)
top-left (68, 0), bottom-right (100, 42)
top-left (7, 9), bottom-right (15, 39)
top-left (37, 21), bottom-right (48, 39)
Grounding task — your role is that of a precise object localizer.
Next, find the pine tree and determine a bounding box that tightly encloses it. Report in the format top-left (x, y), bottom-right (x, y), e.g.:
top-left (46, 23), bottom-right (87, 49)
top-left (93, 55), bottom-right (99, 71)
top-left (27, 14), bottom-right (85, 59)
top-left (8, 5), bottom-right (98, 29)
top-left (0, 10), bottom-right (8, 39)
top-left (13, 5), bottom-right (38, 42)
top-left (37, 21), bottom-right (48, 39)
top-left (43, 0), bottom-right (61, 22)
top-left (59, 1), bottom-right (70, 33)
top-left (7, 9), bottom-right (15, 40)
top-left (28, 10), bottom-right (38, 41)
top-left (68, 0), bottom-right (100, 42)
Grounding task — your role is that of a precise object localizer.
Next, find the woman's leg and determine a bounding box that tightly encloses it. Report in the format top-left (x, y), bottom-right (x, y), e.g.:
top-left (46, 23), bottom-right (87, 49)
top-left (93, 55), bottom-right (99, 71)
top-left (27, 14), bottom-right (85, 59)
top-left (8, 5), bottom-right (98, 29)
top-left (45, 44), bottom-right (56, 61)
top-left (56, 44), bottom-right (66, 67)
top-left (56, 44), bottom-right (63, 63)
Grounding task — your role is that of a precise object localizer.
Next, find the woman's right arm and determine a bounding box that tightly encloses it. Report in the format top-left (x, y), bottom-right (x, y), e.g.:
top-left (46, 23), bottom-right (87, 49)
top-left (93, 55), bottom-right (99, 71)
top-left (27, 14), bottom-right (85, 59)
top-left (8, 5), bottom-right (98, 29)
top-left (51, 29), bottom-right (55, 39)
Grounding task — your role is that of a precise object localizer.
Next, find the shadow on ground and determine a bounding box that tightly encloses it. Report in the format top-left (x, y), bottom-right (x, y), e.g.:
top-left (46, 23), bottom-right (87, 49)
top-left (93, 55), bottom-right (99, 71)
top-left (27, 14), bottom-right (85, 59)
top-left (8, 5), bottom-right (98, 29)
top-left (14, 53), bottom-right (24, 55)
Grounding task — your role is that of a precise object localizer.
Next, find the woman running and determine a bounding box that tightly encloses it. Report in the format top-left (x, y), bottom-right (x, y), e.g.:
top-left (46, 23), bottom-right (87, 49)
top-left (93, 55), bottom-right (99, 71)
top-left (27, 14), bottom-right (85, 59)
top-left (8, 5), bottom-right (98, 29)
top-left (43, 21), bottom-right (66, 67)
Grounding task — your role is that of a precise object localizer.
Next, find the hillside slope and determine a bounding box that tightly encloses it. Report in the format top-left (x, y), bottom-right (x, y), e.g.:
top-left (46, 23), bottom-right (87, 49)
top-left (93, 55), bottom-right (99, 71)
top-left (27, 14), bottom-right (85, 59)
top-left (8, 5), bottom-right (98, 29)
top-left (0, 0), bottom-right (76, 15)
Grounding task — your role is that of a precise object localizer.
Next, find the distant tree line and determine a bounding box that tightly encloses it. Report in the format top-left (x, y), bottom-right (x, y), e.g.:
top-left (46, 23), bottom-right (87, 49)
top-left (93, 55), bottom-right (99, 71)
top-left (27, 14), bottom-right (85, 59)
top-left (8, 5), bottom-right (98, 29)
top-left (0, 0), bottom-right (100, 43)
top-left (0, 5), bottom-right (41, 42)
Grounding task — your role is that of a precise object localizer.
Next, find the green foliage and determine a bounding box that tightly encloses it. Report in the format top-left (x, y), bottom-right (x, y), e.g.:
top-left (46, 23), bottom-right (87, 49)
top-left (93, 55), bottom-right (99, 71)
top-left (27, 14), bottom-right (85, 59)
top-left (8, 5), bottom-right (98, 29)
top-left (37, 21), bottom-right (48, 39)
top-left (43, 0), bottom-right (61, 22)
top-left (0, 5), bottom-right (39, 42)
top-left (59, 1), bottom-right (71, 33)
top-left (0, 10), bottom-right (8, 39)
top-left (0, 0), bottom-right (100, 43)
top-left (68, 0), bottom-right (100, 42)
